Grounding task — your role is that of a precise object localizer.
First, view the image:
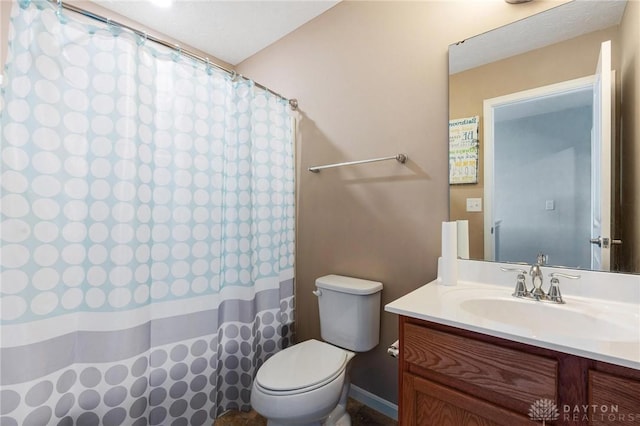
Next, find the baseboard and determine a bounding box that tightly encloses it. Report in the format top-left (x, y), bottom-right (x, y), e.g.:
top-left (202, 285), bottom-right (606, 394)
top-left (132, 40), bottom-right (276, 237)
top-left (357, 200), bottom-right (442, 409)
top-left (348, 384), bottom-right (398, 421)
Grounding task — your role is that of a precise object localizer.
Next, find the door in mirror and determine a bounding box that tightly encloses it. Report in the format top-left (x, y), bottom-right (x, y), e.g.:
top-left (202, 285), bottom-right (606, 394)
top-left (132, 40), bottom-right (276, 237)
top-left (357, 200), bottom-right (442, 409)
top-left (591, 40), bottom-right (613, 271)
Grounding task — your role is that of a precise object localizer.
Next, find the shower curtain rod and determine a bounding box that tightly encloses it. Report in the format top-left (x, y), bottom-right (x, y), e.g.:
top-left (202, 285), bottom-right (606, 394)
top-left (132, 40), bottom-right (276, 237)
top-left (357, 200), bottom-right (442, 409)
top-left (47, 0), bottom-right (298, 110)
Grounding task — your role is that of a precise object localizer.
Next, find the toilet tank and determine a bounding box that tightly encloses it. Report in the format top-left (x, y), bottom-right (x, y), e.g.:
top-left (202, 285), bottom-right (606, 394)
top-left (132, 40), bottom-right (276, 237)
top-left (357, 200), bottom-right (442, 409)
top-left (315, 275), bottom-right (383, 352)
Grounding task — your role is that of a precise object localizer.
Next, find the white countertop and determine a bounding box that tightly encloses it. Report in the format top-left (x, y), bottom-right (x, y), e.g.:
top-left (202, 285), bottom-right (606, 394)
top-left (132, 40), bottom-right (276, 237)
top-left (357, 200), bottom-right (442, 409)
top-left (385, 277), bottom-right (640, 371)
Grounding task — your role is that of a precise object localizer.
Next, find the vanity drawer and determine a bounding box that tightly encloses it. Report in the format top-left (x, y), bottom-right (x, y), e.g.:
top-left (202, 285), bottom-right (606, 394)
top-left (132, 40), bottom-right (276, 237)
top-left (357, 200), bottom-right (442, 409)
top-left (403, 323), bottom-right (558, 410)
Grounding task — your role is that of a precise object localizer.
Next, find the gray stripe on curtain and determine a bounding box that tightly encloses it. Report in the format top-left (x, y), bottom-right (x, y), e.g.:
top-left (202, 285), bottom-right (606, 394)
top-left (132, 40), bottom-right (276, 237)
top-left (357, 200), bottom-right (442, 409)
top-left (280, 278), bottom-right (294, 300)
top-left (1, 279), bottom-right (294, 386)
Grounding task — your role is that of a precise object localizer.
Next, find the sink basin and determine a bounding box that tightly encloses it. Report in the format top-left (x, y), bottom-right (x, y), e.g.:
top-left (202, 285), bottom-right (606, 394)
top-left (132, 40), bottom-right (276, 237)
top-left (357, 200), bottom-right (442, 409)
top-left (459, 296), bottom-right (639, 343)
top-left (385, 266), bottom-right (640, 369)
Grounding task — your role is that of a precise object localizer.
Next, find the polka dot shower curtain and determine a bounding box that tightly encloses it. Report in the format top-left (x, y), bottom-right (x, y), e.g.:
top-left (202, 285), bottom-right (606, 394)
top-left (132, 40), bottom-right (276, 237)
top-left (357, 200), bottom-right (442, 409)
top-left (0, 1), bottom-right (296, 424)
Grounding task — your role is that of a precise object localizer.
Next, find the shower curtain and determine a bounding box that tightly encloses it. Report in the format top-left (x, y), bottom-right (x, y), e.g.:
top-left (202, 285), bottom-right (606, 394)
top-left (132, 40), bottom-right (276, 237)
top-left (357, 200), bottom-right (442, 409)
top-left (0, 1), bottom-right (295, 425)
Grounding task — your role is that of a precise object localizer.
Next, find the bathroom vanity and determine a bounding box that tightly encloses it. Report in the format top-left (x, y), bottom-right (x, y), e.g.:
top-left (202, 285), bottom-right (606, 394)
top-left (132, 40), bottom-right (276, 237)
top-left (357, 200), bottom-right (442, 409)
top-left (416, 0), bottom-right (640, 422)
top-left (386, 260), bottom-right (640, 426)
top-left (398, 317), bottom-right (640, 426)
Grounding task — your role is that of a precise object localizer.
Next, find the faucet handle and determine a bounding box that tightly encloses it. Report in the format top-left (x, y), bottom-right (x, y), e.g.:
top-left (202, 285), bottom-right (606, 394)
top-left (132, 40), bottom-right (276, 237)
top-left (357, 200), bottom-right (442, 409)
top-left (500, 267), bottom-right (527, 275)
top-left (549, 272), bottom-right (581, 280)
top-left (547, 272), bottom-right (580, 304)
top-left (500, 267), bottom-right (529, 297)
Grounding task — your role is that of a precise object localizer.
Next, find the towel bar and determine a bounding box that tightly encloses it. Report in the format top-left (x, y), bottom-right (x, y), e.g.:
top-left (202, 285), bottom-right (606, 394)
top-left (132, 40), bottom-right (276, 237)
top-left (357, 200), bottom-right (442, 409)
top-left (308, 153), bottom-right (407, 173)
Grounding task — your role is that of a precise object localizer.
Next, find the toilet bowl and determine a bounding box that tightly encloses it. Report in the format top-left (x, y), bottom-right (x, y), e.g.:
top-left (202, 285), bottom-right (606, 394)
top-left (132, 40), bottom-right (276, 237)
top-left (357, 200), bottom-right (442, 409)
top-left (251, 339), bottom-right (354, 426)
top-left (250, 275), bottom-right (383, 426)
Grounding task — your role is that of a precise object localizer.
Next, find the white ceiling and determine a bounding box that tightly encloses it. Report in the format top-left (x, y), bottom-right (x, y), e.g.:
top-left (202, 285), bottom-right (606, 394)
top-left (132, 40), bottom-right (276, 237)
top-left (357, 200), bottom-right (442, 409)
top-left (449, 0), bottom-right (627, 74)
top-left (92, 0), bottom-right (339, 66)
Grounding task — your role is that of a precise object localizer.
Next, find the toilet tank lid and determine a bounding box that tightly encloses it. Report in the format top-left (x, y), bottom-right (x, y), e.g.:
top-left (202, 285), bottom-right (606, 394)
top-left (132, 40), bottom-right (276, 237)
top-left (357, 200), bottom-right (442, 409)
top-left (315, 275), bottom-right (383, 295)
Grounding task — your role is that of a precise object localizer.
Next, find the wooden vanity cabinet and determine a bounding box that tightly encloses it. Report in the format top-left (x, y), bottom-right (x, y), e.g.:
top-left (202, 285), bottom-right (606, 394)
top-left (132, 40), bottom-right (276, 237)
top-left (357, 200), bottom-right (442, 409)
top-left (398, 316), bottom-right (640, 426)
top-left (588, 369), bottom-right (640, 425)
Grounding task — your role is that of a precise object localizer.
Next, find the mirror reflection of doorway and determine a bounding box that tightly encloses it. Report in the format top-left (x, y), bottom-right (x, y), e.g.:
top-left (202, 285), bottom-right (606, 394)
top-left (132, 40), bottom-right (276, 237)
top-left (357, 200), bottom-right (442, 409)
top-left (484, 38), bottom-right (614, 270)
top-left (486, 81), bottom-right (594, 268)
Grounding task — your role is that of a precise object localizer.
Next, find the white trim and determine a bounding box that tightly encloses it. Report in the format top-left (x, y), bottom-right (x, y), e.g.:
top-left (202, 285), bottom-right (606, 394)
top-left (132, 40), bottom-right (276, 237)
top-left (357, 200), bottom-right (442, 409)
top-left (1, 273), bottom-right (294, 347)
top-left (594, 40), bottom-right (612, 271)
top-left (483, 99), bottom-right (495, 261)
top-left (482, 75), bottom-right (596, 261)
top-left (348, 384), bottom-right (398, 421)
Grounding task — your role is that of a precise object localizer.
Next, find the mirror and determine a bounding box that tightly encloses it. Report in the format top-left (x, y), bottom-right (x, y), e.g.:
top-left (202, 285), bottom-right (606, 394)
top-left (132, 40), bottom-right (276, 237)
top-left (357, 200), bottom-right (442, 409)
top-left (449, 0), bottom-right (639, 274)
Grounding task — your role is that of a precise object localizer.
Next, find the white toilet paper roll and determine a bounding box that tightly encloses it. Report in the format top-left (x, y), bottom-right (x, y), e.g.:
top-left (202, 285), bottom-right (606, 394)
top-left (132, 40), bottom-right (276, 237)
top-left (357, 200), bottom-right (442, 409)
top-left (439, 221), bottom-right (458, 286)
top-left (457, 220), bottom-right (469, 259)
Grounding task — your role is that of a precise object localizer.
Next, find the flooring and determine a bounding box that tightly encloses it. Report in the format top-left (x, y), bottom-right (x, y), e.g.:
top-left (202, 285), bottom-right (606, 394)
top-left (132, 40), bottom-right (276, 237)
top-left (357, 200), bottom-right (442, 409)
top-left (214, 398), bottom-right (398, 426)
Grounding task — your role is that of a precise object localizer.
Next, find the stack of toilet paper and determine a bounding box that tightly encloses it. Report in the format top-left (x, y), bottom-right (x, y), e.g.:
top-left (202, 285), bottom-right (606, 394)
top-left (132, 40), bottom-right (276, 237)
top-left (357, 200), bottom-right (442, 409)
top-left (438, 220), bottom-right (469, 286)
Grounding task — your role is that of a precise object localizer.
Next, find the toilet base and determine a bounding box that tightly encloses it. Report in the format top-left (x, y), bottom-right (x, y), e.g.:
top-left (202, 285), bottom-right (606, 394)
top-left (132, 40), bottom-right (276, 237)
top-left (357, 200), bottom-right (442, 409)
top-left (266, 404), bottom-right (351, 426)
top-left (265, 375), bottom-right (352, 426)
top-left (323, 404), bottom-right (351, 426)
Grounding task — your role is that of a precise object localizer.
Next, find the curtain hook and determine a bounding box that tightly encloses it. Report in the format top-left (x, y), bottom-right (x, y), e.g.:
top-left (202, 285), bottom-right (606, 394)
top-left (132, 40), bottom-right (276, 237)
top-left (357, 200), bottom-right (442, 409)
top-left (205, 58), bottom-right (213, 75)
top-left (105, 18), bottom-right (120, 36)
top-left (137, 31), bottom-right (147, 46)
top-left (56, 0), bottom-right (67, 23)
top-left (172, 44), bottom-right (182, 62)
top-left (228, 70), bottom-right (237, 82)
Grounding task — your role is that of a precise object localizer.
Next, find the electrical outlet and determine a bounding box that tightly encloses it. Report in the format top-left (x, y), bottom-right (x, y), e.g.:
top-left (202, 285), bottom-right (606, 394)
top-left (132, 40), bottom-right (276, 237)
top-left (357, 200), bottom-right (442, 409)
top-left (466, 198), bottom-right (482, 212)
top-left (545, 200), bottom-right (555, 210)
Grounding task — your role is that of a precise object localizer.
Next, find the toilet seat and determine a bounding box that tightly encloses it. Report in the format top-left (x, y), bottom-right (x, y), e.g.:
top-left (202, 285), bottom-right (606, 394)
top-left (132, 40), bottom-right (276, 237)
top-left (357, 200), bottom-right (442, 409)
top-left (255, 339), bottom-right (348, 395)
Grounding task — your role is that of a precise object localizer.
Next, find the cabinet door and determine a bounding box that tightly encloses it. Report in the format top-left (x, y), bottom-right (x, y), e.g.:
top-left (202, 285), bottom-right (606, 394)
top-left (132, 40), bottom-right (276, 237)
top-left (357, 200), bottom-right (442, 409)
top-left (588, 370), bottom-right (640, 425)
top-left (402, 373), bottom-right (531, 426)
top-left (403, 322), bottom-right (557, 414)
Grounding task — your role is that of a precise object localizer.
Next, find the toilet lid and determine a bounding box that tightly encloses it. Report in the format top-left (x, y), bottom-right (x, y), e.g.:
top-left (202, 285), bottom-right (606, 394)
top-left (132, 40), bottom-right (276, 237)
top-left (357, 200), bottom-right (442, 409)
top-left (255, 339), bottom-right (348, 392)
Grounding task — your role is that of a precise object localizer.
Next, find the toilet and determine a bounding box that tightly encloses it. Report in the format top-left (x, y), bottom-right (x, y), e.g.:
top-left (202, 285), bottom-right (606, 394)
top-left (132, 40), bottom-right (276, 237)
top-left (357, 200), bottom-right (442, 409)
top-left (251, 274), bottom-right (383, 426)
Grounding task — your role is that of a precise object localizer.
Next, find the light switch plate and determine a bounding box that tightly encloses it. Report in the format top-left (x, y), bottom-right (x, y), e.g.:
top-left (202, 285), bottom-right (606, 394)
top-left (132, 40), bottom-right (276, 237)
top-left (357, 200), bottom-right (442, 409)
top-left (545, 200), bottom-right (555, 210)
top-left (466, 198), bottom-right (482, 212)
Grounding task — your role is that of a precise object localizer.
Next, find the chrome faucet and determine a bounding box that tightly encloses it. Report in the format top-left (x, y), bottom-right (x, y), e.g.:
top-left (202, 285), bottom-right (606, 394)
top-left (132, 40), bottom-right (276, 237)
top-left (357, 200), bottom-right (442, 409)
top-left (501, 253), bottom-right (580, 304)
top-left (529, 253), bottom-right (547, 301)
